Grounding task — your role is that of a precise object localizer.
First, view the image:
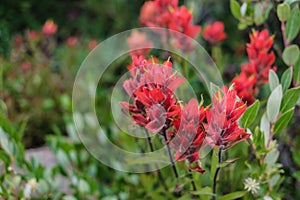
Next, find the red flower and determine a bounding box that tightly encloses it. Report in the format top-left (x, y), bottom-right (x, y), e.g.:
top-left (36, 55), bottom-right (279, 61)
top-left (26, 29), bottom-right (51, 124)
top-left (231, 29), bottom-right (276, 104)
top-left (203, 21), bottom-right (227, 45)
top-left (127, 30), bottom-right (153, 56)
top-left (206, 87), bottom-right (250, 149)
top-left (244, 30), bottom-right (276, 85)
top-left (140, 0), bottom-right (177, 28)
top-left (168, 6), bottom-right (201, 51)
top-left (232, 69), bottom-right (257, 105)
top-left (42, 20), bottom-right (57, 36)
top-left (120, 56), bottom-right (185, 133)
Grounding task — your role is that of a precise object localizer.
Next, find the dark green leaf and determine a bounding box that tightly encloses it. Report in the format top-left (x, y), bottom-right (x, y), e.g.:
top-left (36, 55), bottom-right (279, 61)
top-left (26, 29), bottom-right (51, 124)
top-left (217, 191), bottom-right (247, 200)
top-left (274, 108), bottom-right (294, 134)
top-left (281, 67), bottom-right (293, 92)
top-left (286, 5), bottom-right (300, 41)
top-left (281, 86), bottom-right (300, 112)
top-left (240, 100), bottom-right (260, 128)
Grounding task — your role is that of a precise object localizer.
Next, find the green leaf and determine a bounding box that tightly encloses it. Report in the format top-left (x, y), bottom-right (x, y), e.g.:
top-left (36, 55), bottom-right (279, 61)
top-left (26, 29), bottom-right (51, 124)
top-left (277, 3), bottom-right (291, 22)
top-left (294, 55), bottom-right (300, 84)
top-left (281, 67), bottom-right (293, 92)
top-left (265, 149), bottom-right (279, 168)
top-left (260, 113), bottom-right (270, 147)
top-left (274, 108), bottom-right (294, 134)
top-left (217, 191), bottom-right (247, 200)
top-left (190, 187), bottom-right (213, 196)
top-left (240, 100), bottom-right (260, 128)
top-left (283, 45), bottom-right (300, 66)
top-left (286, 5), bottom-right (300, 41)
top-left (230, 0), bottom-right (241, 19)
top-left (267, 85), bottom-right (283, 122)
top-left (281, 86), bottom-right (300, 112)
top-left (218, 158), bottom-right (239, 168)
top-left (269, 70), bottom-right (280, 91)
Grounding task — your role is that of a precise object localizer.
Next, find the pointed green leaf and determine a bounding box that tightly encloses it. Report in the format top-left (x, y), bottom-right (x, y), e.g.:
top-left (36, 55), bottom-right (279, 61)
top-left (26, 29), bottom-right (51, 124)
top-left (240, 100), bottom-right (260, 128)
top-left (286, 5), bottom-right (300, 42)
top-left (267, 85), bottom-right (283, 122)
top-left (269, 70), bottom-right (280, 91)
top-left (230, 0), bottom-right (242, 19)
top-left (274, 108), bottom-right (294, 134)
top-left (217, 191), bottom-right (247, 200)
top-left (281, 67), bottom-right (293, 91)
top-left (281, 86), bottom-right (300, 112)
top-left (283, 45), bottom-right (300, 66)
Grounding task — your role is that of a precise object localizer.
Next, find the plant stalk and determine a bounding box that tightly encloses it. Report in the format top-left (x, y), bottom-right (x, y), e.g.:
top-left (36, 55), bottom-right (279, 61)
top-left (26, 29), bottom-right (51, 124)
top-left (144, 129), bottom-right (168, 190)
top-left (162, 127), bottom-right (179, 179)
top-left (212, 147), bottom-right (223, 200)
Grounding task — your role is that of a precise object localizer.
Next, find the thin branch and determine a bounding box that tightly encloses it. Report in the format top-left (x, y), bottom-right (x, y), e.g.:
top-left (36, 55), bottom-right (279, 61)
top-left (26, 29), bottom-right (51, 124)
top-left (162, 127), bottom-right (179, 179)
top-left (144, 129), bottom-right (168, 190)
top-left (212, 147), bottom-right (223, 200)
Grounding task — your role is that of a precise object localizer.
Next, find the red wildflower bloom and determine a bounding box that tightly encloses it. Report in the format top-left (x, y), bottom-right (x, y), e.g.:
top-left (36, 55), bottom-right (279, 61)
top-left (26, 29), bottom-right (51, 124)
top-left (203, 21), bottom-right (227, 45)
top-left (140, 0), bottom-right (177, 27)
top-left (168, 6), bottom-right (201, 51)
top-left (127, 30), bottom-right (153, 56)
top-left (120, 56), bottom-right (185, 133)
top-left (231, 29), bottom-right (276, 104)
top-left (232, 69), bottom-right (257, 105)
top-left (206, 87), bottom-right (250, 150)
top-left (42, 20), bottom-right (57, 36)
top-left (169, 98), bottom-right (206, 173)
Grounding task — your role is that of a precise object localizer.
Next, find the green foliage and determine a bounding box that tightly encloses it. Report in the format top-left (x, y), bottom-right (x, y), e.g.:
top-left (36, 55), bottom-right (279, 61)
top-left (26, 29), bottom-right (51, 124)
top-left (277, 3), bottom-right (291, 22)
top-left (283, 45), bottom-right (300, 66)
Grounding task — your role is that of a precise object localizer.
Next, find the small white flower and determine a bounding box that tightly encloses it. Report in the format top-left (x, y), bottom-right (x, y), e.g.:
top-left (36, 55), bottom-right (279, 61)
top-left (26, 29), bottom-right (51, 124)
top-left (244, 177), bottom-right (260, 195)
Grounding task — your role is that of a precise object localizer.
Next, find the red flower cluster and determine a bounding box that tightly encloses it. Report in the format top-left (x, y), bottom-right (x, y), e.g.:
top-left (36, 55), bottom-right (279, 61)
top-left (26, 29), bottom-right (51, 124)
top-left (121, 55), bottom-right (249, 173)
top-left (232, 30), bottom-right (276, 105)
top-left (203, 21), bottom-right (227, 45)
top-left (139, 0), bottom-right (200, 51)
top-left (120, 55), bottom-right (185, 133)
top-left (206, 87), bottom-right (250, 150)
top-left (169, 98), bottom-right (206, 173)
